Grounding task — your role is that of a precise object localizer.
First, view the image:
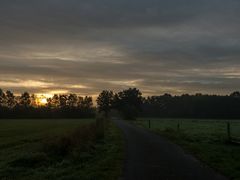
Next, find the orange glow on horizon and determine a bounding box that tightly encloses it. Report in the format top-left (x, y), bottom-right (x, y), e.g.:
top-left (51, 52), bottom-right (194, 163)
top-left (39, 98), bottom-right (47, 105)
top-left (36, 94), bottom-right (52, 106)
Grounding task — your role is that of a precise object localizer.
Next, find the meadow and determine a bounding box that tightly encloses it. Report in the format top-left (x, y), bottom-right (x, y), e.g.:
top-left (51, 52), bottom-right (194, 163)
top-left (135, 118), bottom-right (240, 180)
top-left (0, 119), bottom-right (123, 180)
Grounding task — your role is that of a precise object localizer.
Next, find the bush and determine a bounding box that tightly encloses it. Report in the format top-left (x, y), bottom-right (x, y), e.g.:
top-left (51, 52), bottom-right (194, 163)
top-left (42, 121), bottom-right (106, 159)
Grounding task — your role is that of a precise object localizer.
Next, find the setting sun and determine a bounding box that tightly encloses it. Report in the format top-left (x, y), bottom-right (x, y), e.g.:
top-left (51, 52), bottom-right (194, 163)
top-left (36, 95), bottom-right (51, 106)
top-left (35, 94), bottom-right (53, 106)
top-left (39, 98), bottom-right (47, 105)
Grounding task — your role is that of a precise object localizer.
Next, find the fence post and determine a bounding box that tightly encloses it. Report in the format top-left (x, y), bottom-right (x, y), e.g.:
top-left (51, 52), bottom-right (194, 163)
top-left (227, 121), bottom-right (231, 141)
top-left (177, 120), bottom-right (180, 132)
top-left (149, 120), bottom-right (151, 129)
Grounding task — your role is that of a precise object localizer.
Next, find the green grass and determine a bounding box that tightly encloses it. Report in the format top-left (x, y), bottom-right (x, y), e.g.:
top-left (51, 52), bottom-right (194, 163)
top-left (135, 118), bottom-right (240, 180)
top-left (0, 119), bottom-right (124, 180)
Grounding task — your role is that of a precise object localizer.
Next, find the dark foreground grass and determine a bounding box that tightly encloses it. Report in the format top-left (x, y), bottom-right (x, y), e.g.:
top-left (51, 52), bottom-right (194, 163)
top-left (0, 119), bottom-right (124, 180)
top-left (134, 118), bottom-right (240, 180)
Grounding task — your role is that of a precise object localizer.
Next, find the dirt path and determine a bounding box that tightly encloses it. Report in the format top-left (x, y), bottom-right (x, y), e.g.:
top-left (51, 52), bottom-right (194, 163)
top-left (114, 119), bottom-right (227, 180)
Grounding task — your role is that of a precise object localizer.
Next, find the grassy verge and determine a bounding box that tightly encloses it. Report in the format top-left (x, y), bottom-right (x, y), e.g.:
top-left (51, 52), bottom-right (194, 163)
top-left (0, 119), bottom-right (124, 180)
top-left (133, 118), bottom-right (240, 180)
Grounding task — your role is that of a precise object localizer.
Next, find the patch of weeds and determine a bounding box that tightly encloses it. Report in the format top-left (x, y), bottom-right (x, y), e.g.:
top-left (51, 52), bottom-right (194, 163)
top-left (42, 123), bottom-right (99, 160)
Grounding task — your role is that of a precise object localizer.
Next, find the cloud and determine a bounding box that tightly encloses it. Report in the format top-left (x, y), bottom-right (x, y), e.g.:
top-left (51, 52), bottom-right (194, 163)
top-left (0, 0), bottom-right (240, 96)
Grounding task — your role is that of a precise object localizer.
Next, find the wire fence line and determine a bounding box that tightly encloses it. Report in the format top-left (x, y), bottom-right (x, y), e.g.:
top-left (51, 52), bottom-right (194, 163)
top-left (136, 118), bottom-right (240, 142)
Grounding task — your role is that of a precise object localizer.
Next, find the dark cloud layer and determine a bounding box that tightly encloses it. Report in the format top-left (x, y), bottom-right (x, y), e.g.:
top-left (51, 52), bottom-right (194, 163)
top-left (0, 0), bottom-right (240, 96)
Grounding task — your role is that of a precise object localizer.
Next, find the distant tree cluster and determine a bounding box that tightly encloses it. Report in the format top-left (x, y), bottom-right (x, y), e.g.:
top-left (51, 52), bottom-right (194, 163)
top-left (97, 88), bottom-right (143, 119)
top-left (1, 88), bottom-right (240, 119)
top-left (0, 89), bottom-right (95, 119)
top-left (141, 91), bottom-right (240, 119)
top-left (97, 89), bottom-right (240, 120)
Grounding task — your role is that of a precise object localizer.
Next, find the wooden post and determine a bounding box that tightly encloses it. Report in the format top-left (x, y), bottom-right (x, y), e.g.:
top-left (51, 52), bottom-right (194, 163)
top-left (177, 120), bottom-right (180, 132)
top-left (149, 120), bottom-right (151, 129)
top-left (227, 121), bottom-right (231, 141)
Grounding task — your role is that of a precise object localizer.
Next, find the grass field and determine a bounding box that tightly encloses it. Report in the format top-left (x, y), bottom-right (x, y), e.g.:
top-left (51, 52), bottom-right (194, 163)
top-left (0, 119), bottom-right (124, 180)
top-left (135, 118), bottom-right (240, 180)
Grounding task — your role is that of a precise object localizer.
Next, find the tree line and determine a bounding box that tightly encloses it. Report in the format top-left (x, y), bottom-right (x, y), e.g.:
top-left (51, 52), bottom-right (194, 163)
top-left (141, 92), bottom-right (240, 119)
top-left (0, 89), bottom-right (95, 118)
top-left (1, 88), bottom-right (240, 119)
top-left (97, 88), bottom-right (142, 119)
top-left (97, 89), bottom-right (240, 119)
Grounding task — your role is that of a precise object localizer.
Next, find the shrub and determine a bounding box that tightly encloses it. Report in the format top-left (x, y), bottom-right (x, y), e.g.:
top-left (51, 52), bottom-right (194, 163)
top-left (42, 121), bottom-right (106, 159)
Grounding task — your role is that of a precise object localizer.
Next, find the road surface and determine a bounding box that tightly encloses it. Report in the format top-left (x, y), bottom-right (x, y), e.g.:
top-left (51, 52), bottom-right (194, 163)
top-left (114, 119), bottom-right (227, 180)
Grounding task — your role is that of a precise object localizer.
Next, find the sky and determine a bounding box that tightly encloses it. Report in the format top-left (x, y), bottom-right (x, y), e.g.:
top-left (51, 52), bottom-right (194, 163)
top-left (0, 0), bottom-right (240, 97)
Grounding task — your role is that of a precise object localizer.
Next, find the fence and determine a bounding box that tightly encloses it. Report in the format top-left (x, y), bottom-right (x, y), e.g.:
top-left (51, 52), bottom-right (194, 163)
top-left (136, 118), bottom-right (240, 143)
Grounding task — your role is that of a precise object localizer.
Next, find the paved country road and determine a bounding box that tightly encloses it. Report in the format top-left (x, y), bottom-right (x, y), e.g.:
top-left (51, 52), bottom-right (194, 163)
top-left (114, 119), bottom-right (227, 180)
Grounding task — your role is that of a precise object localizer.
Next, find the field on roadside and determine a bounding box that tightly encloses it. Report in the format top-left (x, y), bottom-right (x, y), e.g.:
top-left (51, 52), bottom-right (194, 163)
top-left (0, 119), bottom-right (123, 180)
top-left (135, 118), bottom-right (240, 180)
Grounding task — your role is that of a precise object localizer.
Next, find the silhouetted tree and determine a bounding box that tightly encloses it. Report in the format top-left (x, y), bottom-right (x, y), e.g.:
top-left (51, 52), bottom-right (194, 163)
top-left (47, 97), bottom-right (53, 108)
top-left (115, 88), bottom-right (143, 120)
top-left (81, 96), bottom-right (93, 109)
top-left (97, 90), bottom-right (114, 117)
top-left (0, 89), bottom-right (6, 107)
top-left (230, 91), bottom-right (240, 98)
top-left (30, 94), bottom-right (38, 107)
top-left (77, 96), bottom-right (84, 108)
top-left (19, 92), bottom-right (31, 108)
top-left (68, 94), bottom-right (78, 107)
top-left (52, 94), bottom-right (60, 108)
top-left (59, 95), bottom-right (68, 109)
top-left (6, 90), bottom-right (16, 108)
